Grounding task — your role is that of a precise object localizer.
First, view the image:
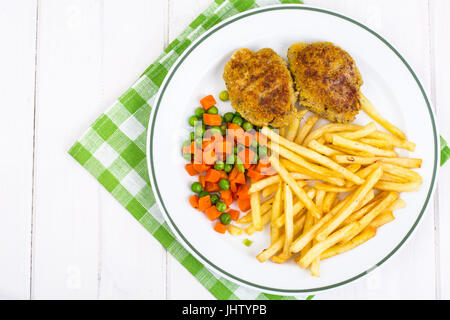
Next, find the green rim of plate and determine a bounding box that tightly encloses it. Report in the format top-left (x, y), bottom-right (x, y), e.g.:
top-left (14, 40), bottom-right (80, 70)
top-left (148, 4), bottom-right (439, 294)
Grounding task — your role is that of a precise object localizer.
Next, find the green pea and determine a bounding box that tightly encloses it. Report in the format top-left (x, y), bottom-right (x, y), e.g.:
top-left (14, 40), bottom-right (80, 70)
top-left (194, 137), bottom-right (203, 147)
top-left (223, 112), bottom-right (234, 123)
top-left (234, 111), bottom-right (242, 118)
top-left (198, 191), bottom-right (209, 198)
top-left (232, 116), bottom-right (243, 127)
top-left (190, 132), bottom-right (195, 141)
top-left (195, 107), bottom-right (205, 119)
top-left (254, 126), bottom-right (261, 131)
top-left (220, 125), bottom-right (227, 135)
top-left (214, 161), bottom-right (225, 171)
top-left (233, 146), bottom-right (238, 155)
top-left (253, 153), bottom-right (259, 164)
top-left (182, 140), bottom-right (191, 147)
top-left (236, 159), bottom-right (245, 173)
top-left (207, 106), bottom-right (219, 114)
top-left (251, 139), bottom-right (258, 149)
top-left (242, 121), bottom-right (253, 131)
top-left (219, 90), bottom-right (229, 101)
top-left (226, 154), bottom-right (235, 165)
top-left (224, 164), bottom-right (233, 173)
top-left (182, 153), bottom-right (192, 161)
top-left (218, 179), bottom-right (230, 191)
top-left (258, 146), bottom-right (268, 157)
top-left (210, 194), bottom-right (220, 205)
top-left (191, 182), bottom-right (202, 193)
top-left (195, 125), bottom-right (205, 137)
top-left (189, 115), bottom-right (199, 126)
top-left (209, 126), bottom-right (222, 135)
top-left (216, 201), bottom-right (227, 212)
top-left (220, 213), bottom-right (231, 225)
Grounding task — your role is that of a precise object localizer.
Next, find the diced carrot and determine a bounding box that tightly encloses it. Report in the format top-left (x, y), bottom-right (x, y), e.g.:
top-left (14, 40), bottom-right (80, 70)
top-left (198, 175), bottom-right (206, 188)
top-left (193, 163), bottom-right (210, 173)
top-left (232, 191), bottom-right (239, 200)
top-left (202, 139), bottom-right (214, 151)
top-left (189, 195), bottom-right (199, 208)
top-left (227, 123), bottom-right (243, 131)
top-left (255, 132), bottom-right (267, 146)
top-left (247, 169), bottom-right (264, 181)
top-left (237, 184), bottom-right (250, 200)
top-left (237, 198), bottom-right (251, 212)
top-left (227, 209), bottom-right (240, 221)
top-left (238, 148), bottom-right (255, 165)
top-left (205, 169), bottom-right (222, 183)
top-left (219, 171), bottom-right (228, 180)
top-left (205, 182), bottom-right (220, 192)
top-left (185, 164), bottom-right (198, 176)
top-left (182, 145), bottom-right (192, 154)
top-left (233, 172), bottom-right (246, 185)
top-left (205, 206), bottom-right (222, 221)
top-left (230, 181), bottom-right (238, 193)
top-left (203, 149), bottom-right (217, 165)
top-left (256, 159), bottom-right (271, 170)
top-left (228, 166), bottom-right (239, 182)
top-left (203, 114), bottom-right (222, 126)
top-left (227, 124), bottom-right (244, 141)
top-left (200, 95), bottom-right (217, 110)
top-left (215, 141), bottom-right (233, 154)
top-left (198, 195), bottom-right (211, 212)
top-left (236, 132), bottom-right (254, 147)
top-left (223, 197), bottom-right (232, 206)
top-left (213, 222), bottom-right (227, 234)
top-left (220, 189), bottom-right (232, 200)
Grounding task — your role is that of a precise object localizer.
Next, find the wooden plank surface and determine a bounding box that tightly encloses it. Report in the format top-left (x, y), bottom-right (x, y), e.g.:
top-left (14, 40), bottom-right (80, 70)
top-left (0, 0), bottom-right (37, 300)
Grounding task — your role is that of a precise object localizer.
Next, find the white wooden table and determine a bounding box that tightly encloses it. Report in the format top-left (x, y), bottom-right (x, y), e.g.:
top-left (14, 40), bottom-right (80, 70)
top-left (1, 0), bottom-right (449, 300)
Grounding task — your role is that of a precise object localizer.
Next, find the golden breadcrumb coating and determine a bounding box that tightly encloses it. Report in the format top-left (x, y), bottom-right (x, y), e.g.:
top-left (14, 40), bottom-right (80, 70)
top-left (223, 48), bottom-right (297, 128)
top-left (287, 42), bottom-right (363, 123)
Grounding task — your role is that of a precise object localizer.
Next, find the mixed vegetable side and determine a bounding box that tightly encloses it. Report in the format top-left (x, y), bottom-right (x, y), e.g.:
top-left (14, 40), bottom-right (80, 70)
top-left (182, 92), bottom-right (275, 234)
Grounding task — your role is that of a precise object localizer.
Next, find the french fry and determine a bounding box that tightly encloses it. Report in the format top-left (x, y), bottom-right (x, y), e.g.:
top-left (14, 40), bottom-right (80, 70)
top-left (308, 140), bottom-right (344, 157)
top-left (269, 155), bottom-right (321, 218)
top-left (333, 155), bottom-right (422, 169)
top-left (360, 93), bottom-right (407, 140)
top-left (262, 127), bottom-right (365, 185)
top-left (320, 227), bottom-right (377, 260)
top-left (326, 134), bottom-right (397, 157)
top-left (369, 211), bottom-right (395, 228)
top-left (368, 130), bottom-right (415, 152)
top-left (283, 185), bottom-right (294, 256)
top-left (378, 163), bottom-right (422, 182)
top-left (375, 180), bottom-right (422, 192)
top-left (237, 198), bottom-right (274, 224)
top-left (381, 172), bottom-right (410, 183)
top-left (295, 115), bottom-right (319, 145)
top-left (322, 192), bottom-right (338, 213)
top-left (346, 164), bottom-right (362, 173)
top-left (300, 211), bottom-right (315, 260)
top-left (303, 123), bottom-right (362, 146)
top-left (341, 192), bottom-right (399, 243)
top-left (251, 192), bottom-right (262, 231)
top-left (280, 158), bottom-right (345, 186)
top-left (262, 184), bottom-right (279, 198)
top-left (249, 174), bottom-right (307, 193)
top-left (228, 224), bottom-right (245, 236)
top-left (338, 122), bottom-right (377, 140)
top-left (315, 166), bottom-right (383, 241)
top-left (257, 215), bottom-right (306, 262)
top-left (299, 222), bottom-right (359, 268)
top-left (314, 183), bottom-right (356, 193)
top-left (326, 144), bottom-right (375, 157)
top-left (359, 138), bottom-right (395, 150)
top-left (290, 190), bottom-right (374, 253)
top-left (270, 183), bottom-right (283, 244)
top-left (273, 189), bottom-right (316, 228)
top-left (311, 191), bottom-right (325, 277)
top-left (285, 113), bottom-right (303, 141)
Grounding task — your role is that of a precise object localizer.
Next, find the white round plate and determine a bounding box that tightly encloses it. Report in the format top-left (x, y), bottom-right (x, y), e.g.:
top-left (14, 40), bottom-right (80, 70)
top-left (147, 5), bottom-right (438, 294)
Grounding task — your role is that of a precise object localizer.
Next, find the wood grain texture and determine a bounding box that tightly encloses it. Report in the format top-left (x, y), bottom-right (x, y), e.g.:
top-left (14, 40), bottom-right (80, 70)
top-left (429, 0), bottom-right (450, 300)
top-left (0, 0), bottom-right (37, 300)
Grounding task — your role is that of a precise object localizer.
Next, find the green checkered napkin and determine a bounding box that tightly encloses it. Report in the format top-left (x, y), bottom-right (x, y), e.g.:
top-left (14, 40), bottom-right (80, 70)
top-left (69, 0), bottom-right (311, 300)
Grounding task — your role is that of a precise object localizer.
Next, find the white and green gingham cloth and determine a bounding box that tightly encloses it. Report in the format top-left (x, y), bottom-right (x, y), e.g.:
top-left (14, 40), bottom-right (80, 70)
top-left (69, 0), bottom-right (313, 300)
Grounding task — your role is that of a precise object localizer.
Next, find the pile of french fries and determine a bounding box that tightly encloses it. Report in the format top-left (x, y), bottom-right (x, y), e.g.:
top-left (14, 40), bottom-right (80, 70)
top-left (227, 96), bottom-right (423, 277)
